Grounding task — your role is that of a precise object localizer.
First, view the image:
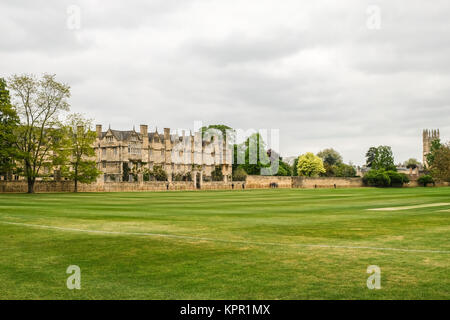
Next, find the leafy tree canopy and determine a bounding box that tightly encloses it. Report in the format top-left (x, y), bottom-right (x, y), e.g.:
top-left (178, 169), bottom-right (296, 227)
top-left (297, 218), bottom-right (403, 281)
top-left (275, 159), bottom-right (292, 176)
top-left (296, 152), bottom-right (326, 177)
top-left (430, 142), bottom-right (450, 182)
top-left (8, 74), bottom-right (71, 193)
top-left (365, 145), bottom-right (396, 171)
top-left (0, 78), bottom-right (19, 177)
top-left (60, 113), bottom-right (101, 192)
top-left (238, 133), bottom-right (270, 175)
top-left (426, 139), bottom-right (442, 168)
top-left (404, 158), bottom-right (420, 169)
top-left (201, 124), bottom-right (232, 138)
top-left (291, 157), bottom-right (299, 176)
top-left (317, 148), bottom-right (343, 166)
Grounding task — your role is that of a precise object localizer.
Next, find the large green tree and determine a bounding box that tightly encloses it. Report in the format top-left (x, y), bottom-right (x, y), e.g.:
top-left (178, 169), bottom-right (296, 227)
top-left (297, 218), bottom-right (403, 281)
top-left (275, 158), bottom-right (292, 176)
top-left (8, 74), bottom-right (70, 193)
top-left (296, 152), bottom-right (326, 177)
top-left (317, 148), bottom-right (343, 166)
top-left (333, 163), bottom-right (357, 177)
top-left (0, 78), bottom-right (20, 179)
top-left (430, 142), bottom-right (450, 182)
top-left (365, 147), bottom-right (378, 168)
top-left (201, 124), bottom-right (232, 140)
top-left (365, 146), bottom-right (396, 170)
top-left (404, 158), bottom-right (420, 169)
top-left (292, 157), bottom-right (299, 176)
top-left (426, 139), bottom-right (442, 168)
top-left (238, 133), bottom-right (270, 175)
top-left (61, 113), bottom-right (101, 192)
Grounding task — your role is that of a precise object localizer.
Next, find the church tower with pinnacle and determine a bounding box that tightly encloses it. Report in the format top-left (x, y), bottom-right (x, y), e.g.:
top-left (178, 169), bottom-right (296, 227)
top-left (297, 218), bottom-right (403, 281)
top-left (423, 129), bottom-right (440, 168)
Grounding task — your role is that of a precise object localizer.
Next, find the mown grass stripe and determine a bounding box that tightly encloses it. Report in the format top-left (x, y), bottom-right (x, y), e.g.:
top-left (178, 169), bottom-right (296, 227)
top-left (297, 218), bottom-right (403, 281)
top-left (1, 220), bottom-right (449, 254)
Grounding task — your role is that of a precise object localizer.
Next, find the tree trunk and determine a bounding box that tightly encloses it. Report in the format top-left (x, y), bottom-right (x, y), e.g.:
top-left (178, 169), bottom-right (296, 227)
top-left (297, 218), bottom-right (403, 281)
top-left (27, 177), bottom-right (35, 194)
top-left (74, 165), bottom-right (78, 193)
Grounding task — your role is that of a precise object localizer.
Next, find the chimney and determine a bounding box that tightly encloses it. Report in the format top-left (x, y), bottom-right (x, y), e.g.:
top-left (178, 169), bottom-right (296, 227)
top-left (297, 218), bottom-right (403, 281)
top-left (140, 124), bottom-right (148, 148)
top-left (140, 124), bottom-right (148, 137)
top-left (96, 124), bottom-right (102, 138)
top-left (164, 128), bottom-right (170, 140)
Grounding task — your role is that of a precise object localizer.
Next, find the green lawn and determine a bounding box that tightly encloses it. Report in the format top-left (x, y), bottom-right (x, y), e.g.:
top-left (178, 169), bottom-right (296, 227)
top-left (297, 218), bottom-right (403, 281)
top-left (0, 187), bottom-right (449, 299)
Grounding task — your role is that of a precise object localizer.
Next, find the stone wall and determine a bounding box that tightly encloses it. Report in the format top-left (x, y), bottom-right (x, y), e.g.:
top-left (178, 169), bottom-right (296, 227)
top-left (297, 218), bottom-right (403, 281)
top-left (404, 180), bottom-right (449, 188)
top-left (0, 177), bottom-right (447, 193)
top-left (245, 176), bottom-right (293, 189)
top-left (292, 177), bottom-right (364, 188)
top-left (244, 176), bottom-right (366, 189)
top-left (0, 180), bottom-right (243, 193)
top-left (0, 181), bottom-right (196, 193)
top-left (0, 181), bottom-right (74, 193)
top-left (202, 181), bottom-right (240, 190)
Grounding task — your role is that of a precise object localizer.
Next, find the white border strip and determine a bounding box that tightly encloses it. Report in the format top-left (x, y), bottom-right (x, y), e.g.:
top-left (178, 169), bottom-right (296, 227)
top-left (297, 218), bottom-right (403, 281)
top-left (1, 220), bottom-right (449, 254)
top-left (368, 203), bottom-right (450, 211)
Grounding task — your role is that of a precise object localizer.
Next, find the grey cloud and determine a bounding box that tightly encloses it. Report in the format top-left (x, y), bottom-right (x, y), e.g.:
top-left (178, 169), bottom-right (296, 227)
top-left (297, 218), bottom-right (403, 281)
top-left (185, 29), bottom-right (307, 65)
top-left (1, 0), bottom-right (449, 165)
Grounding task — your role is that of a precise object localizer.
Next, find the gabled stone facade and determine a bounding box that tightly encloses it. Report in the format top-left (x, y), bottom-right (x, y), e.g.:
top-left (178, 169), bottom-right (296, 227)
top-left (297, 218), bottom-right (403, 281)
top-left (95, 124), bottom-right (232, 183)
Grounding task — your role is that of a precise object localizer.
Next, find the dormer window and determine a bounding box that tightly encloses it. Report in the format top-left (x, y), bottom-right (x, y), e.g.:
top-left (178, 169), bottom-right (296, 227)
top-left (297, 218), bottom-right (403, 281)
top-left (106, 136), bottom-right (113, 143)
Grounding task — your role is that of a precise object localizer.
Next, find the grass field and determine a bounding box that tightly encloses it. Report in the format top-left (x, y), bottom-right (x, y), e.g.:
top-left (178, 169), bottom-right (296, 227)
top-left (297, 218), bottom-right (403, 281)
top-left (0, 187), bottom-right (449, 300)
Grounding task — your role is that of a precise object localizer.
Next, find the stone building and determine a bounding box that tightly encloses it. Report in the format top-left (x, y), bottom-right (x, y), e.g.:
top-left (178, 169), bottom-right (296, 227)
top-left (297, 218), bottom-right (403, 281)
top-left (95, 124), bottom-right (232, 183)
top-left (423, 129), bottom-right (440, 168)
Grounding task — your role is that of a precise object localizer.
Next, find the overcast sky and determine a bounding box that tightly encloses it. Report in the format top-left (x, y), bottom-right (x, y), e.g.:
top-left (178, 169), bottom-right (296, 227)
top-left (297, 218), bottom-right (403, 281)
top-left (1, 0), bottom-right (449, 165)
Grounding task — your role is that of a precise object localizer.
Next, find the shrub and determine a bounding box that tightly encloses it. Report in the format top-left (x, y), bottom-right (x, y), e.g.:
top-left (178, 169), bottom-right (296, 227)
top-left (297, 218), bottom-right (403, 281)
top-left (417, 175), bottom-right (434, 187)
top-left (400, 173), bottom-right (410, 184)
top-left (364, 169), bottom-right (410, 187)
top-left (152, 165), bottom-right (168, 181)
top-left (232, 166), bottom-right (247, 181)
top-left (363, 169), bottom-right (391, 187)
top-left (172, 173), bottom-right (184, 181)
top-left (211, 166), bottom-right (224, 181)
top-left (143, 169), bottom-right (151, 182)
top-left (386, 170), bottom-right (408, 187)
top-left (122, 163), bottom-right (130, 182)
top-left (143, 166), bottom-right (168, 182)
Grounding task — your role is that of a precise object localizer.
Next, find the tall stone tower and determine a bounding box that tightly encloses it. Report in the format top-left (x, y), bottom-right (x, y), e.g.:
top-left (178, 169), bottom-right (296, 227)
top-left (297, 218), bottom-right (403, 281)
top-left (423, 129), bottom-right (440, 168)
